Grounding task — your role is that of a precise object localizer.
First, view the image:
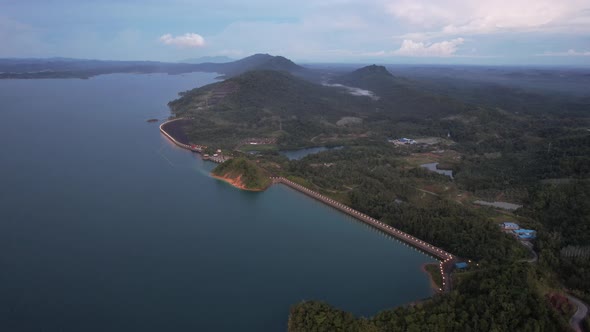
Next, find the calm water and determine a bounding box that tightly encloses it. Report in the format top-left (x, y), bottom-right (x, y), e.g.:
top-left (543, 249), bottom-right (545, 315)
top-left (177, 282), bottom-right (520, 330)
top-left (420, 162), bottom-right (454, 179)
top-left (0, 73), bottom-right (435, 332)
top-left (280, 146), bottom-right (343, 160)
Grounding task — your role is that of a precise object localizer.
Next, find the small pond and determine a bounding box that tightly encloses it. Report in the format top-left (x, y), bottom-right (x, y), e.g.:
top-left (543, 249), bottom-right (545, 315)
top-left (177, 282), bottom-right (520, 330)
top-left (420, 162), bottom-right (453, 179)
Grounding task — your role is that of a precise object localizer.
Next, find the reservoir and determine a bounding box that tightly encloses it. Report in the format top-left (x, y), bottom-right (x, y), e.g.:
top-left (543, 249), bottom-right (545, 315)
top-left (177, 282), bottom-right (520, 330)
top-left (0, 73), bottom-right (436, 332)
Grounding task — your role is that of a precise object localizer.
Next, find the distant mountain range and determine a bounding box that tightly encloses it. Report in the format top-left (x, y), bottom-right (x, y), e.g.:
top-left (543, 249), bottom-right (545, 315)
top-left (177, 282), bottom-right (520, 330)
top-left (0, 54), bottom-right (306, 79)
top-left (2, 53), bottom-right (587, 119)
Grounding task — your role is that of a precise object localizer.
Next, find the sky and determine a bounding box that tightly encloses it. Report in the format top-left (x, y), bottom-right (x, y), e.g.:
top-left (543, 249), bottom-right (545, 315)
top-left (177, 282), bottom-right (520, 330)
top-left (1, 0), bottom-right (589, 65)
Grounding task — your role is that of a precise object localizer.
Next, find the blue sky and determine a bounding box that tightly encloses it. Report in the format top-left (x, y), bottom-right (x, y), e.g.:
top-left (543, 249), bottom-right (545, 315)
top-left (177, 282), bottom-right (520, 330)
top-left (1, 0), bottom-right (589, 65)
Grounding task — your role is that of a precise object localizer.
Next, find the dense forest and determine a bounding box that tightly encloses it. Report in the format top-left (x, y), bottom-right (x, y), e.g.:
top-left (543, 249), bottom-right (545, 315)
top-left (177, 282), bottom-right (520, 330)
top-left (283, 145), bottom-right (526, 262)
top-left (520, 181), bottom-right (590, 303)
top-left (289, 264), bottom-right (568, 332)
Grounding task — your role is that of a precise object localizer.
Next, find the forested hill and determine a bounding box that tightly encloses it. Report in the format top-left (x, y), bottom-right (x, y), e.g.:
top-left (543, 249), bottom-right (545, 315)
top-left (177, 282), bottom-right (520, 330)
top-left (167, 69), bottom-right (374, 147)
top-left (227, 54), bottom-right (303, 73)
top-left (195, 53), bottom-right (306, 77)
top-left (170, 70), bottom-right (368, 119)
top-left (333, 64), bottom-right (396, 89)
top-left (333, 65), bottom-right (470, 118)
top-left (167, 66), bottom-right (474, 147)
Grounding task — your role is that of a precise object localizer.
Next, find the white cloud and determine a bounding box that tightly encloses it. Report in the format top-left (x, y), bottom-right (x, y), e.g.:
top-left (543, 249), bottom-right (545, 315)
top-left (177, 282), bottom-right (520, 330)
top-left (386, 0), bottom-right (590, 38)
top-left (393, 38), bottom-right (465, 57)
top-left (361, 50), bottom-right (387, 57)
top-left (358, 37), bottom-right (468, 58)
top-left (159, 33), bottom-right (205, 48)
top-left (538, 49), bottom-right (590, 56)
top-left (0, 16), bottom-right (53, 57)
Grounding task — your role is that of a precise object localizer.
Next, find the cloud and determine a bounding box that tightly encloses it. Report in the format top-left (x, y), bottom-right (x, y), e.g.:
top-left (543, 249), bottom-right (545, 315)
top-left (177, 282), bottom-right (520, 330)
top-left (386, 0), bottom-right (590, 38)
top-left (0, 16), bottom-right (53, 57)
top-left (3, 0), bottom-right (586, 64)
top-left (159, 33), bottom-right (205, 48)
top-left (538, 49), bottom-right (590, 56)
top-left (361, 50), bottom-right (387, 57)
top-left (393, 38), bottom-right (465, 57)
top-left (358, 37), bottom-right (469, 58)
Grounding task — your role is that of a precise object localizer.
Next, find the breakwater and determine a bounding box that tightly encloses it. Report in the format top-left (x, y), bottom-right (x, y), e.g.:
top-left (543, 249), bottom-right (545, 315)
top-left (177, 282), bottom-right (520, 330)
top-left (271, 177), bottom-right (456, 292)
top-left (160, 118), bottom-right (230, 163)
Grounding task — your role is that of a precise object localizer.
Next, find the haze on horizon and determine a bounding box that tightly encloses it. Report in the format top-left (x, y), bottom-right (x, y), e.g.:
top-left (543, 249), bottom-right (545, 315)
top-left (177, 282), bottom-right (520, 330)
top-left (1, 0), bottom-right (589, 66)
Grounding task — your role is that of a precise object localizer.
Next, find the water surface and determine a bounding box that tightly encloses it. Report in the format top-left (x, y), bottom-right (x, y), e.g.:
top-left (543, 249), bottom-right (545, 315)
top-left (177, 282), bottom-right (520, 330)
top-left (0, 73), bottom-right (435, 332)
top-left (420, 162), bottom-right (454, 179)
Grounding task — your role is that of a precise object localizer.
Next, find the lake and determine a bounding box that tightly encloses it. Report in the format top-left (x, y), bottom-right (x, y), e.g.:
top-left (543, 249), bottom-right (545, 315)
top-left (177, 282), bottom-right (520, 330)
top-left (0, 73), bottom-right (436, 332)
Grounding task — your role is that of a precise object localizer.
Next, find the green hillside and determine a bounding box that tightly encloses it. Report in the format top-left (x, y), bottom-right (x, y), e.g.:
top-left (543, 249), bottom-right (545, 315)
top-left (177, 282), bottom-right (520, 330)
top-left (168, 65), bottom-right (474, 148)
top-left (206, 53), bottom-right (305, 77)
top-left (168, 69), bottom-right (373, 148)
top-left (211, 158), bottom-right (271, 191)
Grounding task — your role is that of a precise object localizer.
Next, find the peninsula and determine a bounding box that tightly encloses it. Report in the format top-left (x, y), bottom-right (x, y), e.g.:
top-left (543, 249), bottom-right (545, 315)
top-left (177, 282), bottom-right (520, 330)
top-left (211, 158), bottom-right (271, 191)
top-left (162, 54), bottom-right (590, 331)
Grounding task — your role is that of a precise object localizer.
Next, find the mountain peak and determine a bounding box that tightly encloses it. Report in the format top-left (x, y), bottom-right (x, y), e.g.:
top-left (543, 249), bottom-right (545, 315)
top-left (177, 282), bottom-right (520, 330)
top-left (331, 64), bottom-right (395, 90)
top-left (218, 53), bottom-right (302, 76)
top-left (352, 64), bottom-right (393, 77)
top-left (242, 53), bottom-right (274, 61)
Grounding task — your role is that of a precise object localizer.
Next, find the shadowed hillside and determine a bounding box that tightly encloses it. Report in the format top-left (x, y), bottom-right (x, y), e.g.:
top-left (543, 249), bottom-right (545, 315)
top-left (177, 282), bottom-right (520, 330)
top-left (168, 65), bottom-right (474, 148)
top-left (168, 69), bottom-right (375, 147)
top-left (333, 65), bottom-right (470, 118)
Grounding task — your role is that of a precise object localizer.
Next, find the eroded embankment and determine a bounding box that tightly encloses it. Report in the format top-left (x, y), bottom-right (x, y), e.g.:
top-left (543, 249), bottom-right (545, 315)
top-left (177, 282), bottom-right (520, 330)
top-left (211, 174), bottom-right (267, 192)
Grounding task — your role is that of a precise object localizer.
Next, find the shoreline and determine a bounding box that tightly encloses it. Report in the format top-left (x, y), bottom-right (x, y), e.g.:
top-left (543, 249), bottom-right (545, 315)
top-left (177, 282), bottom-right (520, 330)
top-left (421, 263), bottom-right (443, 293)
top-left (159, 119), bottom-right (454, 293)
top-left (159, 118), bottom-right (194, 150)
top-left (159, 118), bottom-right (228, 162)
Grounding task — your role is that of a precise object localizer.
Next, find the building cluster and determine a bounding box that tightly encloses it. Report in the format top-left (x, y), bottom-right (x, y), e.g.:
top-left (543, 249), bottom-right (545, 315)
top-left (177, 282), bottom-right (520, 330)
top-left (500, 222), bottom-right (537, 240)
top-left (189, 144), bottom-right (207, 152)
top-left (388, 137), bottom-right (417, 146)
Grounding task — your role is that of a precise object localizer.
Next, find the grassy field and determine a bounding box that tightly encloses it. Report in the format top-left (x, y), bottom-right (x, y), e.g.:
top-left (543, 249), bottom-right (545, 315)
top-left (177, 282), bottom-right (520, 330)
top-left (238, 144), bottom-right (278, 152)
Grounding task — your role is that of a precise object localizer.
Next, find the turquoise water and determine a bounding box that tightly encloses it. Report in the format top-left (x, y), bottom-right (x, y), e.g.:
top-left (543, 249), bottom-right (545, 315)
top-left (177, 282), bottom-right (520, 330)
top-left (0, 73), bottom-right (436, 332)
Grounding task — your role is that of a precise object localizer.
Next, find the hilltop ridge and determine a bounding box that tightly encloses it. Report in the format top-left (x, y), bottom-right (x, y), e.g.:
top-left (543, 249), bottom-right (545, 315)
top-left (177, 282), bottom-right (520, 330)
top-left (194, 53), bottom-right (305, 77)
